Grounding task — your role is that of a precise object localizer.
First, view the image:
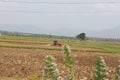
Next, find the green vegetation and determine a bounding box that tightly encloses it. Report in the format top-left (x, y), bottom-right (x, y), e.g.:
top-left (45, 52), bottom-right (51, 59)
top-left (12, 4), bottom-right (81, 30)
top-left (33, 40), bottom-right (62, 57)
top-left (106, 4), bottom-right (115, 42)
top-left (115, 64), bottom-right (120, 80)
top-left (13, 75), bottom-right (21, 80)
top-left (43, 55), bottom-right (60, 80)
top-left (0, 30), bottom-right (74, 39)
top-left (0, 35), bottom-right (53, 42)
top-left (0, 45), bottom-right (78, 52)
top-left (62, 44), bottom-right (76, 80)
top-left (93, 57), bottom-right (108, 80)
top-left (76, 33), bottom-right (86, 40)
top-left (0, 35), bottom-right (120, 53)
top-left (64, 40), bottom-right (120, 54)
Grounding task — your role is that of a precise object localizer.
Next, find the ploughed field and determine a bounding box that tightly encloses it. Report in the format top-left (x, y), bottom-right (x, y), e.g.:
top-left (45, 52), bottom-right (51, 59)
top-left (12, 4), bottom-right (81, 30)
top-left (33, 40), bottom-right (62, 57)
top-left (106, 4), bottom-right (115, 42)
top-left (0, 35), bottom-right (120, 79)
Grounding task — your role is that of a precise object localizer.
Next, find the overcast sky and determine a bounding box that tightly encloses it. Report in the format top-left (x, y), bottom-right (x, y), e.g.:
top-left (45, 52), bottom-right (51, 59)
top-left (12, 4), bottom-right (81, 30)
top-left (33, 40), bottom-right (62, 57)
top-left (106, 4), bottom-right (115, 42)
top-left (0, 0), bottom-right (120, 37)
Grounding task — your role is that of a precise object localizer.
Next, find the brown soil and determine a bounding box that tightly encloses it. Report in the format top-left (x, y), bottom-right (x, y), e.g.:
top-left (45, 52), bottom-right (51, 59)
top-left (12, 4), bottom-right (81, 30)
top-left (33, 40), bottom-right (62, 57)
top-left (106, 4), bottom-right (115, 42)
top-left (0, 48), bottom-right (120, 80)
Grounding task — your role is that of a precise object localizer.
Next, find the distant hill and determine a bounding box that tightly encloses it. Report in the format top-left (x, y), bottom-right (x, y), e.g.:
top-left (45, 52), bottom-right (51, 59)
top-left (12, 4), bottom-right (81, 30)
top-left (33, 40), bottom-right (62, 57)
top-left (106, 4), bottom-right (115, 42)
top-left (89, 26), bottom-right (120, 39)
top-left (0, 30), bottom-right (74, 39)
top-left (100, 26), bottom-right (120, 39)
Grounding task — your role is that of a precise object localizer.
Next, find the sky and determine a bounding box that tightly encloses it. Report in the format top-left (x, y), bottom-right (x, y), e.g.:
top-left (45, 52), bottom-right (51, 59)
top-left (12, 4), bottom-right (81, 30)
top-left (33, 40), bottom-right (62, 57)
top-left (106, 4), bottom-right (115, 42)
top-left (0, 0), bottom-right (120, 38)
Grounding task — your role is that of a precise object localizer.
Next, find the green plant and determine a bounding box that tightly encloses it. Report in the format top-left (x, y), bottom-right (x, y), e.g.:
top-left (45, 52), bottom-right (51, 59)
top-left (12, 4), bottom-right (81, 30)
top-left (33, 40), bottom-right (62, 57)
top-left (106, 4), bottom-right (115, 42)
top-left (62, 44), bottom-right (76, 80)
top-left (33, 74), bottom-right (40, 80)
top-left (14, 75), bottom-right (21, 80)
top-left (93, 56), bottom-right (108, 80)
top-left (43, 55), bottom-right (60, 80)
top-left (115, 64), bottom-right (120, 80)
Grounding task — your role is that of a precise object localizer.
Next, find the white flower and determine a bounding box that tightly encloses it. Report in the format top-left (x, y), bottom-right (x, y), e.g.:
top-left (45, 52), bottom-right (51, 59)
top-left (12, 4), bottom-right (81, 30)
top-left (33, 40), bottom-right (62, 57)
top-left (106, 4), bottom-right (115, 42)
top-left (58, 76), bottom-right (64, 80)
top-left (62, 44), bottom-right (71, 54)
top-left (45, 55), bottom-right (55, 61)
top-left (51, 62), bottom-right (57, 67)
top-left (54, 68), bottom-right (60, 76)
top-left (80, 77), bottom-right (88, 80)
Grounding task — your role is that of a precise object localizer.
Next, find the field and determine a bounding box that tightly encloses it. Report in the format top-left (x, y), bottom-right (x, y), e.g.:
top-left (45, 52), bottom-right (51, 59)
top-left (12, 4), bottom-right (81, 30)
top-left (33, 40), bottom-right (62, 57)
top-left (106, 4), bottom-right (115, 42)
top-left (0, 35), bottom-right (120, 80)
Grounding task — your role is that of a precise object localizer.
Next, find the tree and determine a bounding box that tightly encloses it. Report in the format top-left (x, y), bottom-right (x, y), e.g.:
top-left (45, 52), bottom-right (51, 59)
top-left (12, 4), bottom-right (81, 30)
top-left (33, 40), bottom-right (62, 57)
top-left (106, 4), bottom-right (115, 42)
top-left (76, 33), bottom-right (86, 40)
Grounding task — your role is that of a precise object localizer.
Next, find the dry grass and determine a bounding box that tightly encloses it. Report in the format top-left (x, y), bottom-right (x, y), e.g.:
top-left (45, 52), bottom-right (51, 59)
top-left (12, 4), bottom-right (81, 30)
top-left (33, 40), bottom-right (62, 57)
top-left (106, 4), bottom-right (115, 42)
top-left (0, 48), bottom-right (120, 79)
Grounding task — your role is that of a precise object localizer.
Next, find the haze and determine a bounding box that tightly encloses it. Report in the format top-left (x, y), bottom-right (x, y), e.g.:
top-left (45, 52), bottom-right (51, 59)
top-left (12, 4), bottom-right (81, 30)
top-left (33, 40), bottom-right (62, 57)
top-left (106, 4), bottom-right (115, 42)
top-left (0, 0), bottom-right (120, 38)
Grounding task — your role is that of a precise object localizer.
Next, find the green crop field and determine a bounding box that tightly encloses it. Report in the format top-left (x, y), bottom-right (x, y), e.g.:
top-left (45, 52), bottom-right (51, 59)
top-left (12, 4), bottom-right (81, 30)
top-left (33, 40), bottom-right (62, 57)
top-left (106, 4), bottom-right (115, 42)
top-left (0, 35), bottom-right (120, 54)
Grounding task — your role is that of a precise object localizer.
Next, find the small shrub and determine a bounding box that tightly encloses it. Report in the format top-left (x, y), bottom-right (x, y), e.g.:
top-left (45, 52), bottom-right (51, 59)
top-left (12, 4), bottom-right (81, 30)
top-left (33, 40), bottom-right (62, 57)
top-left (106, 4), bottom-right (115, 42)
top-left (115, 64), bottom-right (120, 80)
top-left (14, 75), bottom-right (21, 80)
top-left (62, 44), bottom-right (76, 80)
top-left (93, 56), bottom-right (108, 80)
top-left (43, 55), bottom-right (60, 80)
top-left (33, 74), bottom-right (40, 80)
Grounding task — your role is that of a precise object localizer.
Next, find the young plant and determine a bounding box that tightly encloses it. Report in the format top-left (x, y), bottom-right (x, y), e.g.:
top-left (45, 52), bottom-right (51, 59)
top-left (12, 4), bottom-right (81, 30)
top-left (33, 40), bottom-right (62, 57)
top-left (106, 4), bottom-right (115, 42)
top-left (14, 75), bottom-right (21, 80)
top-left (43, 55), bottom-right (60, 80)
top-left (93, 56), bottom-right (108, 80)
top-left (115, 64), bottom-right (120, 80)
top-left (33, 74), bottom-right (40, 80)
top-left (62, 44), bottom-right (76, 80)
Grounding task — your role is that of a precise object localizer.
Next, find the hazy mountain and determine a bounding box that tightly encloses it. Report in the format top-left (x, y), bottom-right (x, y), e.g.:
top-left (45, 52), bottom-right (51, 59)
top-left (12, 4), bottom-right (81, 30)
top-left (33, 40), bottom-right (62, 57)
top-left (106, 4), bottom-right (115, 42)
top-left (88, 26), bottom-right (120, 39)
top-left (0, 24), bottom-right (47, 34)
